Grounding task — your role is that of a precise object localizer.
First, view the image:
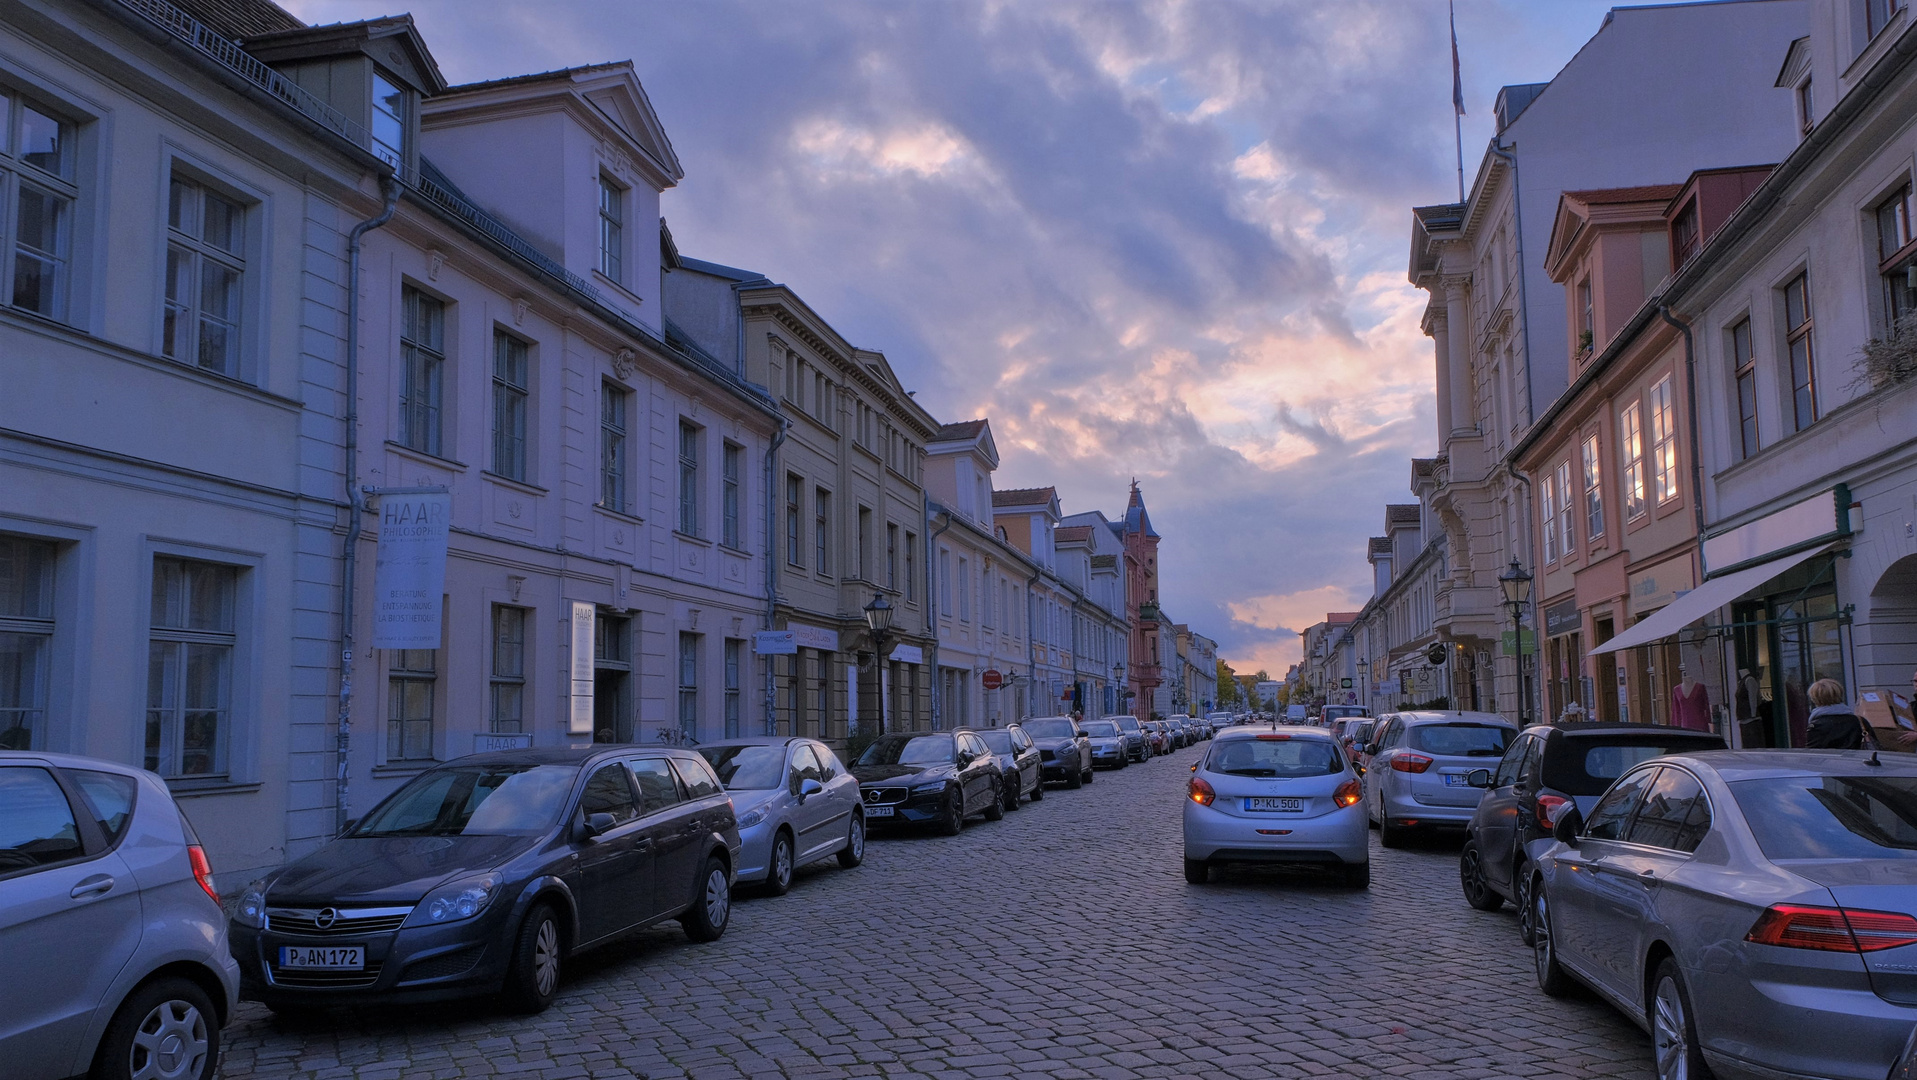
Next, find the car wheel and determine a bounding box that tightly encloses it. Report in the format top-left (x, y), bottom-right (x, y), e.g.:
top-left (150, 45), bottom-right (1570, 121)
top-left (837, 813), bottom-right (866, 868)
top-left (767, 830), bottom-right (795, 896)
top-left (1516, 864), bottom-right (1537, 945)
top-left (1003, 774), bottom-right (1021, 812)
top-left (983, 779), bottom-right (1005, 821)
top-left (1459, 840), bottom-right (1502, 911)
top-left (1533, 880), bottom-right (1574, 998)
top-left (1183, 858), bottom-right (1210, 884)
top-left (1065, 766), bottom-right (1083, 790)
top-left (91, 975), bottom-right (219, 1080)
top-left (504, 902), bottom-right (563, 1014)
top-left (1379, 821), bottom-right (1408, 848)
top-left (1082, 765), bottom-right (1095, 785)
top-left (681, 856), bottom-right (732, 943)
top-left (939, 787), bottom-right (965, 835)
top-left (1652, 958), bottom-right (1708, 1080)
top-left (1029, 776), bottom-right (1044, 801)
top-left (1117, 753), bottom-right (1128, 769)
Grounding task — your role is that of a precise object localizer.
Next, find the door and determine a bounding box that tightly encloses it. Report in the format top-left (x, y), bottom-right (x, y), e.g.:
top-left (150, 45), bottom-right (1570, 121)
top-left (954, 734), bottom-right (987, 812)
top-left (1477, 735), bottom-right (1537, 892)
top-left (1013, 728), bottom-right (1040, 792)
top-left (786, 744), bottom-right (837, 859)
top-left (627, 757), bottom-right (696, 916)
top-left (812, 741), bottom-right (861, 843)
top-left (571, 762), bottom-right (650, 942)
top-left (1365, 717), bottom-right (1401, 816)
top-left (0, 764), bottom-right (143, 1080)
top-left (1587, 767), bottom-right (1711, 998)
top-left (1550, 766), bottom-right (1656, 989)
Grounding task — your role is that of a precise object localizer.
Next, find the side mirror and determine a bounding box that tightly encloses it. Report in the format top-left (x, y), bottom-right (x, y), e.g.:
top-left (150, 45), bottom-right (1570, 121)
top-left (1553, 809), bottom-right (1583, 846)
top-left (1466, 769), bottom-right (1493, 789)
top-left (579, 811), bottom-right (616, 841)
top-left (1362, 744), bottom-right (1379, 756)
top-left (1189, 761), bottom-right (1200, 773)
top-left (958, 751), bottom-right (975, 765)
top-left (798, 778), bottom-right (825, 800)
top-left (340, 817), bottom-right (359, 835)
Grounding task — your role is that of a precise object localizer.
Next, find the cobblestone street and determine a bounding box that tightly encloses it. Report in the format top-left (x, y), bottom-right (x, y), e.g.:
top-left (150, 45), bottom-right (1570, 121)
top-left (221, 743), bottom-right (1653, 1080)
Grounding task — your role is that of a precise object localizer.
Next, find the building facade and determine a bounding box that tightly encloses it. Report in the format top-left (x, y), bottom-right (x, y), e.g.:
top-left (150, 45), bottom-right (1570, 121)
top-left (925, 421), bottom-right (1034, 728)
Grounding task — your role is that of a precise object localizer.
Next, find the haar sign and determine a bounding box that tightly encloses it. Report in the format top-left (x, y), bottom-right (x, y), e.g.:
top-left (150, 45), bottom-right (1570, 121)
top-left (371, 492), bottom-right (450, 649)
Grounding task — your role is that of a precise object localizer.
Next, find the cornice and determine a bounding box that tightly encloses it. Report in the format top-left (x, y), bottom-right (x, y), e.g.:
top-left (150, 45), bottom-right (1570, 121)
top-left (746, 300), bottom-right (941, 440)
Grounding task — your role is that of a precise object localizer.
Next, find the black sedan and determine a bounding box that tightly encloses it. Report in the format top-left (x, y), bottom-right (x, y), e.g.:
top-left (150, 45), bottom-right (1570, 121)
top-left (978, 725), bottom-right (1043, 811)
top-left (1021, 716), bottom-right (1093, 788)
top-left (229, 747), bottom-right (740, 1014)
top-left (851, 731), bottom-right (1003, 834)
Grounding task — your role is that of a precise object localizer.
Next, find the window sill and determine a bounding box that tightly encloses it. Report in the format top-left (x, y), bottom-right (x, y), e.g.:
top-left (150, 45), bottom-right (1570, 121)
top-left (384, 441), bottom-right (468, 472)
top-left (719, 542), bottom-right (751, 556)
top-left (1844, 8), bottom-right (1909, 82)
top-left (166, 779), bottom-right (262, 798)
top-left (592, 270), bottom-right (647, 308)
top-left (373, 762), bottom-right (435, 778)
top-left (674, 531), bottom-right (713, 547)
top-left (594, 503), bottom-right (643, 524)
top-left (483, 471), bottom-right (547, 496)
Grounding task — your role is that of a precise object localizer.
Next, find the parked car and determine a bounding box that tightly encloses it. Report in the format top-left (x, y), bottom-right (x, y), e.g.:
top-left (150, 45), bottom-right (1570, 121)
top-left (1893, 1024), bottom-right (1917, 1080)
top-left (1285, 704), bottom-right (1309, 724)
top-left (1183, 726), bottom-right (1368, 888)
top-left (1022, 717), bottom-right (1094, 788)
top-left (1141, 721), bottom-right (1172, 757)
top-left (1080, 719), bottom-right (1130, 770)
top-left (976, 726), bottom-right (1043, 810)
top-left (1360, 711), bottom-right (1515, 847)
top-left (696, 737), bottom-right (865, 896)
top-left (851, 731), bottom-right (1004, 833)
top-left (1333, 718), bottom-right (1375, 766)
top-left (1107, 715), bottom-right (1153, 762)
top-left (1165, 718), bottom-right (1189, 749)
top-left (1321, 705), bottom-right (1368, 729)
top-left (2, 751), bottom-right (241, 1080)
top-left (1458, 722), bottom-right (1724, 930)
top-left (230, 746), bottom-right (739, 1015)
top-left (1527, 750), bottom-right (1917, 1080)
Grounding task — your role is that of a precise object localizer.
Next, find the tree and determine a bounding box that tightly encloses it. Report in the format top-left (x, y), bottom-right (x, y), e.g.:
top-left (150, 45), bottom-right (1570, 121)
top-left (1215, 660), bottom-right (1242, 706)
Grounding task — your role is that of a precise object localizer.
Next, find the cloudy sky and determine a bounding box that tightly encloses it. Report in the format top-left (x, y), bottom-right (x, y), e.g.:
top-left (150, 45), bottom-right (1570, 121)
top-left (291, 0), bottom-right (1618, 677)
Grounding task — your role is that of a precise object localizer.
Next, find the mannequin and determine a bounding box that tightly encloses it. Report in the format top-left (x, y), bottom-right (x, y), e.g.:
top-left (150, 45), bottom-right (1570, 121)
top-left (1671, 664), bottom-right (1712, 731)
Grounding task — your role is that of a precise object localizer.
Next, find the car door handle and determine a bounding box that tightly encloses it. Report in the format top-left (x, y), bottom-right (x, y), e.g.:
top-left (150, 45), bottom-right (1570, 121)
top-left (70, 874), bottom-right (114, 900)
top-left (1637, 869), bottom-right (1659, 884)
top-left (633, 838), bottom-right (654, 851)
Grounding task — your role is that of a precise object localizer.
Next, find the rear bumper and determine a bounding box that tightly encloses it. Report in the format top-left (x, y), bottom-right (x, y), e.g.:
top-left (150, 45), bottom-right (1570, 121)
top-left (1183, 800), bottom-right (1368, 865)
top-left (1382, 787), bottom-right (1478, 827)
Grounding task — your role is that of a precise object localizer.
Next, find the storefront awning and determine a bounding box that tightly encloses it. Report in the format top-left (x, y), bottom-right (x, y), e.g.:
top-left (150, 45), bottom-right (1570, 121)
top-left (1590, 543), bottom-right (1837, 655)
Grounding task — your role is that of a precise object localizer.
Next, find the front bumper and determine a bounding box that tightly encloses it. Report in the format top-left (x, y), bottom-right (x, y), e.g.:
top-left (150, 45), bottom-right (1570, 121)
top-left (734, 816), bottom-right (775, 883)
top-left (859, 786), bottom-right (948, 824)
top-left (1183, 798), bottom-right (1369, 866)
top-left (232, 905), bottom-right (515, 1007)
top-left (1090, 744), bottom-right (1125, 767)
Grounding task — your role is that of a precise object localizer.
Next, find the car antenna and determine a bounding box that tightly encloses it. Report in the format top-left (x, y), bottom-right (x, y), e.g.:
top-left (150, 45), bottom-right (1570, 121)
top-left (1868, 748), bottom-right (1883, 767)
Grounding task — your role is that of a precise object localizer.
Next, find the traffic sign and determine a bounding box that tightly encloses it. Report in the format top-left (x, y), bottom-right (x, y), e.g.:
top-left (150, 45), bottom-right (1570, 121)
top-left (982, 669), bottom-right (1004, 690)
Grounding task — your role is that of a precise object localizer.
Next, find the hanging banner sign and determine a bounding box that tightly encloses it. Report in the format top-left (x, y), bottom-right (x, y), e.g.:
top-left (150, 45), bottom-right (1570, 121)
top-left (569, 601), bottom-right (595, 736)
top-left (371, 491), bottom-right (450, 649)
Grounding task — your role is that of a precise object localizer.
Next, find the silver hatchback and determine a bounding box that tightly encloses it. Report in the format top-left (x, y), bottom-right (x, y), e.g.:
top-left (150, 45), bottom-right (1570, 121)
top-left (0, 751), bottom-right (240, 1080)
top-left (1361, 711), bottom-right (1515, 845)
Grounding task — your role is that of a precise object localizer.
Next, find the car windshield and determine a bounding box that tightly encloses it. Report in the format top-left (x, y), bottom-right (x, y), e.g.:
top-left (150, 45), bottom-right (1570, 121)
top-left (1731, 775), bottom-right (1917, 861)
top-left (857, 734), bottom-right (954, 767)
top-left (353, 764), bottom-right (576, 837)
top-left (977, 730), bottom-right (1015, 755)
top-left (1208, 738), bottom-right (1342, 778)
top-left (1083, 721), bottom-right (1119, 737)
top-left (697, 744), bottom-right (788, 790)
top-left (1113, 717), bottom-right (1141, 732)
top-left (1023, 719), bottom-right (1075, 740)
top-left (1409, 723), bottom-right (1512, 757)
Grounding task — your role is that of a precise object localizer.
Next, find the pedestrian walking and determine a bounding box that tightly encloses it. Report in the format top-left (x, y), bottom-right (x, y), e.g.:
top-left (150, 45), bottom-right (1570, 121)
top-left (1804, 679), bottom-right (1874, 750)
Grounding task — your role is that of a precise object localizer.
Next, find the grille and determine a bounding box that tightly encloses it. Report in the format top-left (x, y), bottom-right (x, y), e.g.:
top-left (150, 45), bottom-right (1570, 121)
top-left (267, 907), bottom-right (411, 936)
top-left (402, 948), bottom-right (481, 983)
top-left (862, 787), bottom-right (907, 805)
top-left (268, 961), bottom-right (383, 989)
top-left (1039, 749), bottom-right (1056, 761)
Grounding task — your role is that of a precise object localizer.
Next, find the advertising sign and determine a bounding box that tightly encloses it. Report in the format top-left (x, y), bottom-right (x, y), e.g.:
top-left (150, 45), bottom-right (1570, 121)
top-left (569, 601), bottom-right (595, 736)
top-left (370, 491), bottom-right (450, 649)
top-left (889, 644), bottom-right (924, 664)
top-left (753, 631), bottom-right (797, 655)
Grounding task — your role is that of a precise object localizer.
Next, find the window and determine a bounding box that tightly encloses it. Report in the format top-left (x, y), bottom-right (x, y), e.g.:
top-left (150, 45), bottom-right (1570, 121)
top-left (786, 474), bottom-right (803, 567)
top-left (1671, 199), bottom-right (1700, 267)
top-left (0, 535), bottom-right (55, 751)
top-left (886, 524), bottom-right (899, 589)
top-left (1875, 183), bottom-right (1915, 327)
top-left (939, 548), bottom-right (951, 613)
top-left (1867, 0), bottom-right (1904, 39)
top-left (957, 558), bottom-right (971, 622)
top-left (1580, 434), bottom-right (1604, 540)
top-left (982, 570), bottom-right (994, 628)
top-left (1797, 77), bottom-right (1814, 137)
top-left (722, 443), bottom-right (742, 548)
top-left (628, 758), bottom-right (683, 814)
top-left (1784, 273), bottom-right (1818, 430)
top-left (492, 332), bottom-right (529, 481)
top-left (600, 384), bottom-right (628, 512)
top-left (1577, 278), bottom-right (1593, 352)
top-left (857, 507), bottom-right (871, 580)
top-left (371, 70), bottom-right (407, 169)
top-left (814, 371), bottom-right (828, 422)
top-left (678, 633), bottom-right (700, 740)
top-left (905, 532), bottom-right (917, 601)
top-left (1541, 463), bottom-right (1558, 563)
top-left (1556, 461), bottom-right (1576, 558)
top-left (0, 767), bottom-right (83, 871)
top-left (1731, 319), bottom-right (1759, 460)
top-left (581, 763), bottom-right (639, 825)
top-left (1620, 402), bottom-right (1646, 520)
top-left (147, 557), bottom-right (237, 777)
top-left (3, 91), bottom-right (76, 319)
top-left (399, 287), bottom-right (445, 456)
top-left (723, 638), bottom-right (742, 738)
top-left (1625, 767), bottom-right (1711, 853)
top-left (490, 606), bottom-right (525, 734)
top-left (678, 421), bottom-right (700, 537)
top-left (814, 487), bottom-right (831, 575)
top-left (1582, 767), bottom-right (1656, 841)
top-left (164, 176), bottom-right (245, 376)
top-left (1649, 375), bottom-right (1679, 504)
top-left (597, 175), bottom-right (623, 284)
top-left (387, 647), bottom-right (435, 761)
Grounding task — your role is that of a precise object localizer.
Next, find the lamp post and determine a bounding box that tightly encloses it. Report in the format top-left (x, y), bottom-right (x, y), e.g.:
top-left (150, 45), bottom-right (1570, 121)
top-left (1499, 558), bottom-right (1534, 725)
top-left (1356, 657), bottom-right (1369, 711)
top-left (1113, 661), bottom-right (1127, 715)
top-left (863, 592), bottom-right (894, 737)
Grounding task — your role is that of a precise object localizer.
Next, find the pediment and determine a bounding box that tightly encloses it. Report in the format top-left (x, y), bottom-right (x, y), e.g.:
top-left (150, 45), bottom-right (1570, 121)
top-left (578, 70), bottom-right (684, 186)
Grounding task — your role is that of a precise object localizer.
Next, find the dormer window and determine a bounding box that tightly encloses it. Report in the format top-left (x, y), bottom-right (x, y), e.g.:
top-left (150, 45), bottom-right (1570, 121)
top-left (597, 175), bottom-right (624, 284)
top-left (371, 69), bottom-right (407, 170)
top-left (1577, 278), bottom-right (1593, 354)
top-left (1671, 199), bottom-right (1700, 267)
top-left (1796, 77), bottom-right (1813, 137)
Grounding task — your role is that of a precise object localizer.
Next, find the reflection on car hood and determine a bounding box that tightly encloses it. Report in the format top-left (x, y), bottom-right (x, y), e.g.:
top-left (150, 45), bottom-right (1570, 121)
top-left (1028, 736), bottom-right (1078, 750)
top-left (267, 834), bottom-right (535, 906)
top-left (852, 763), bottom-right (952, 785)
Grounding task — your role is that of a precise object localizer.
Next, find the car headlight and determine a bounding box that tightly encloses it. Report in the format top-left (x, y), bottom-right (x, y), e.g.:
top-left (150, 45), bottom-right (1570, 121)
top-left (737, 806), bottom-right (768, 828)
top-left (233, 882), bottom-right (267, 928)
top-left (403, 874), bottom-right (500, 928)
top-left (911, 781), bottom-right (948, 795)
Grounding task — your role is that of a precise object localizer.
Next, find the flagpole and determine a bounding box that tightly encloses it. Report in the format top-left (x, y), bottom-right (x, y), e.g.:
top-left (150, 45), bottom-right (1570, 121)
top-left (1456, 110), bottom-right (1465, 203)
top-left (1451, 0), bottom-right (1466, 203)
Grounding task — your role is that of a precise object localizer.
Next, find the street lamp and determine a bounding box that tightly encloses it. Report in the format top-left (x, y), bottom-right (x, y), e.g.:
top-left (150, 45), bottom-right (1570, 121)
top-left (863, 592), bottom-right (895, 737)
top-left (1356, 657), bottom-right (1369, 710)
top-left (1498, 558), bottom-right (1533, 724)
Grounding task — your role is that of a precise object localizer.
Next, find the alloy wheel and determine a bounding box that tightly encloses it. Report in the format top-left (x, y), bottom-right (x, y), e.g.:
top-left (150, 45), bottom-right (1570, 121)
top-left (129, 997), bottom-right (209, 1080)
top-left (771, 835), bottom-right (794, 892)
top-left (532, 918), bottom-right (560, 998)
top-left (1653, 974), bottom-right (1692, 1080)
top-left (704, 867), bottom-right (731, 930)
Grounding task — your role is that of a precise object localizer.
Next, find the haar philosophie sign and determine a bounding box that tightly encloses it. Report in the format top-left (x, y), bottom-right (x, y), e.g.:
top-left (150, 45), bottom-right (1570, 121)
top-left (371, 492), bottom-right (451, 649)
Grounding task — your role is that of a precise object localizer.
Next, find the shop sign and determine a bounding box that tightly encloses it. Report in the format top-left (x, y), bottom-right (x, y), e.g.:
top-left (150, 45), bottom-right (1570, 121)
top-left (1544, 598), bottom-right (1582, 638)
top-left (1702, 486), bottom-right (1853, 574)
top-left (1501, 629), bottom-right (1538, 656)
top-left (370, 490), bottom-right (450, 649)
top-left (568, 601), bottom-right (595, 735)
top-left (889, 644), bottom-right (924, 664)
top-left (1628, 556), bottom-right (1696, 618)
top-left (753, 631), bottom-right (797, 655)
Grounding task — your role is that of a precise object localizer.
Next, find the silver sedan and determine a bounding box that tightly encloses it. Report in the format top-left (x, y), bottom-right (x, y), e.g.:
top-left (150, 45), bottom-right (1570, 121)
top-left (1527, 750), bottom-right (1917, 1080)
top-left (696, 738), bottom-right (865, 895)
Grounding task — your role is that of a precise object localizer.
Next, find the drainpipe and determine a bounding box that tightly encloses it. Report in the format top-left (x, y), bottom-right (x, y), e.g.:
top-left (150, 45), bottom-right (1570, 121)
top-left (1488, 139), bottom-right (1535, 426)
top-left (1024, 563), bottom-right (1042, 718)
top-left (761, 414), bottom-right (790, 735)
top-left (335, 175), bottom-right (399, 834)
top-left (928, 506), bottom-right (953, 730)
top-left (1657, 306), bottom-right (1709, 542)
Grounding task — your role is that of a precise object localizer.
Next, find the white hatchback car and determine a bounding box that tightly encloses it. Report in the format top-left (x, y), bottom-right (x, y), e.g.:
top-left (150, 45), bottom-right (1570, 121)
top-left (1182, 725), bottom-right (1370, 888)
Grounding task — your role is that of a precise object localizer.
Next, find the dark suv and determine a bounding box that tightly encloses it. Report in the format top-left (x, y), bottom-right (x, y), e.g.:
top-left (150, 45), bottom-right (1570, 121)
top-left (1458, 722), bottom-right (1723, 936)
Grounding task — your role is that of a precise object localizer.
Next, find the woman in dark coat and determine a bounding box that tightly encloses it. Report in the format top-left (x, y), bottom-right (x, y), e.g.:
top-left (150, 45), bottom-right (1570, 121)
top-left (1804, 678), bottom-right (1874, 750)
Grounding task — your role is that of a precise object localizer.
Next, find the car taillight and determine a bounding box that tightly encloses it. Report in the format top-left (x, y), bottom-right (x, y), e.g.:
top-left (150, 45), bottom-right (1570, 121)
top-left (1189, 775), bottom-right (1216, 807)
top-left (1746, 904), bottom-right (1917, 953)
top-left (1391, 753), bottom-right (1433, 774)
top-left (187, 845), bottom-right (219, 905)
top-left (1535, 794), bottom-right (1572, 830)
top-left (1256, 734), bottom-right (1292, 740)
top-left (1333, 778), bottom-right (1362, 808)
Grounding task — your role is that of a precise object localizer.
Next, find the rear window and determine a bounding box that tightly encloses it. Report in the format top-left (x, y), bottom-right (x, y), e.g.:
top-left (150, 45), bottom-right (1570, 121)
top-left (1731, 775), bottom-right (1917, 861)
top-left (68, 769), bottom-right (139, 846)
top-left (1207, 737), bottom-right (1342, 778)
top-left (1408, 723), bottom-right (1511, 758)
top-left (1546, 740), bottom-right (1716, 797)
top-left (1082, 721), bottom-right (1119, 737)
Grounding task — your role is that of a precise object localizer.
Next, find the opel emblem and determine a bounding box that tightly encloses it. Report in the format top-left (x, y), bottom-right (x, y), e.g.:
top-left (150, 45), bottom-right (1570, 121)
top-left (315, 907), bottom-right (338, 929)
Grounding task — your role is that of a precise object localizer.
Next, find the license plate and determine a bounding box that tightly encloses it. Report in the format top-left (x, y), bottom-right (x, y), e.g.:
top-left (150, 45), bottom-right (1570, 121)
top-left (1245, 797), bottom-right (1303, 813)
top-left (278, 945), bottom-right (364, 970)
top-left (1443, 773), bottom-right (1468, 786)
top-left (865, 805), bottom-right (895, 817)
